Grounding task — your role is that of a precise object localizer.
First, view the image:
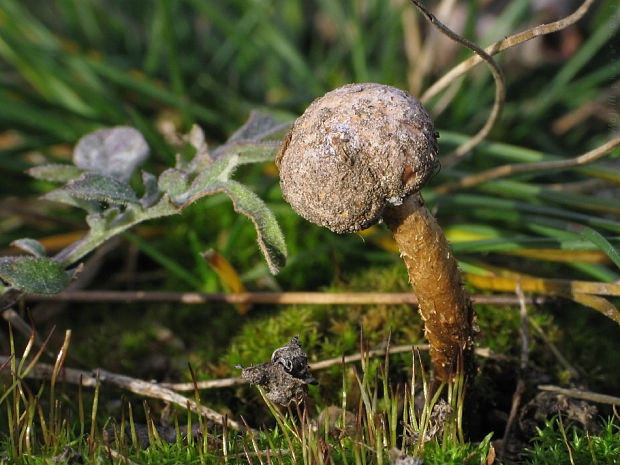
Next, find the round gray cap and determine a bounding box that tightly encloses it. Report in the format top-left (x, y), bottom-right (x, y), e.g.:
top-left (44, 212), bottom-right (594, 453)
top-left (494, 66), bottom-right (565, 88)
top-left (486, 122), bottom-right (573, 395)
top-left (276, 83), bottom-right (439, 234)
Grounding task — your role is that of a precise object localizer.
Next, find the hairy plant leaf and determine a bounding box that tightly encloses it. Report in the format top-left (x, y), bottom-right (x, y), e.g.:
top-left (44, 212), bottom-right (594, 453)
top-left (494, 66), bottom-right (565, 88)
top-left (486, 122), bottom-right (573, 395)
top-left (210, 180), bottom-right (287, 274)
top-left (212, 111), bottom-right (290, 162)
top-left (187, 124), bottom-right (212, 172)
top-left (215, 141), bottom-right (281, 165)
top-left (158, 168), bottom-right (190, 205)
top-left (74, 126), bottom-right (149, 183)
top-left (174, 155), bottom-right (239, 206)
top-left (62, 173), bottom-right (139, 205)
top-left (0, 256), bottom-right (69, 294)
top-left (27, 164), bottom-right (83, 183)
top-left (43, 188), bottom-right (102, 212)
top-left (10, 238), bottom-right (47, 257)
top-left (226, 111), bottom-right (284, 143)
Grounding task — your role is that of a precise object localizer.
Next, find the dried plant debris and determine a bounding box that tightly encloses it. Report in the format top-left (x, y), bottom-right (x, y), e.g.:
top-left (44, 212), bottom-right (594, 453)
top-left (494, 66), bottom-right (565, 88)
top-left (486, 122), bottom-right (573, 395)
top-left (270, 335), bottom-right (317, 384)
top-left (50, 446), bottom-right (84, 464)
top-left (518, 391), bottom-right (598, 438)
top-left (388, 448), bottom-right (424, 465)
top-left (403, 398), bottom-right (453, 446)
top-left (237, 336), bottom-right (317, 406)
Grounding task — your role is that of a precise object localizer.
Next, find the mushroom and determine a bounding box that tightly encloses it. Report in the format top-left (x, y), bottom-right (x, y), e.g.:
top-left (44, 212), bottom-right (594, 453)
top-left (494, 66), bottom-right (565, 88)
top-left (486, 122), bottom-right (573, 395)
top-left (276, 83), bottom-right (476, 382)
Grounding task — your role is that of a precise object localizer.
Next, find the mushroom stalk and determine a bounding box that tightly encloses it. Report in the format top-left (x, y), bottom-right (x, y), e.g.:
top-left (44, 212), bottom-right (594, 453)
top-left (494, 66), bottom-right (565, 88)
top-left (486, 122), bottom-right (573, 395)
top-left (276, 83), bottom-right (477, 383)
top-left (383, 192), bottom-right (475, 381)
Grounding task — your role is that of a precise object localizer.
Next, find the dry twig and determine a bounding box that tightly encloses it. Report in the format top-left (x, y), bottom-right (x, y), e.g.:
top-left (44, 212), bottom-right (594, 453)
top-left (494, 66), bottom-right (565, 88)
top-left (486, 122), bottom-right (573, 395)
top-left (499, 283), bottom-right (530, 460)
top-left (437, 135), bottom-right (620, 194)
top-left (538, 385), bottom-right (620, 406)
top-left (0, 357), bottom-right (244, 431)
top-left (421, 0), bottom-right (596, 104)
top-left (410, 0), bottom-right (505, 162)
top-left (25, 290), bottom-right (547, 306)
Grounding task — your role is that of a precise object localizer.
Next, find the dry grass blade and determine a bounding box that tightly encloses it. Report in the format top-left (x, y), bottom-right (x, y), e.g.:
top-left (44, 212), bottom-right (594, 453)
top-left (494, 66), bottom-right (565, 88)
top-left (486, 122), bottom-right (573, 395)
top-left (410, 0), bottom-right (505, 163)
top-left (421, 0), bottom-right (596, 103)
top-left (437, 135), bottom-right (620, 193)
top-left (25, 290), bottom-right (547, 306)
top-left (499, 283), bottom-right (529, 460)
top-left (106, 446), bottom-right (139, 465)
top-left (96, 369), bottom-right (246, 432)
top-left (537, 385), bottom-right (620, 406)
top-left (465, 273), bottom-right (620, 324)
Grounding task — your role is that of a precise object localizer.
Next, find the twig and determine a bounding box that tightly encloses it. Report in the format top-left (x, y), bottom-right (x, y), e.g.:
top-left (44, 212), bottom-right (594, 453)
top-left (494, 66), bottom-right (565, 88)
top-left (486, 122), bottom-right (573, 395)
top-left (410, 0), bottom-right (505, 162)
top-left (0, 344), bottom-right (508, 394)
top-left (0, 357), bottom-right (244, 432)
top-left (529, 318), bottom-right (580, 380)
top-left (436, 135), bottom-right (620, 194)
top-left (95, 369), bottom-right (248, 431)
top-left (311, 344), bottom-right (509, 370)
top-left (24, 290), bottom-right (548, 306)
top-left (106, 447), bottom-right (139, 465)
top-left (164, 344), bottom-right (508, 391)
top-left (499, 283), bottom-right (529, 460)
top-left (420, 0), bottom-right (596, 104)
top-left (2, 309), bottom-right (41, 345)
top-left (538, 385), bottom-right (620, 406)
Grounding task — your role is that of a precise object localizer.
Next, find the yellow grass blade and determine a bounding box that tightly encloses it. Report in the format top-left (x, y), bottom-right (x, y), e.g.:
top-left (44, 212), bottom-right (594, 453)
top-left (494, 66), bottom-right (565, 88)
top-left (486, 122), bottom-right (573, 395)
top-left (202, 249), bottom-right (249, 314)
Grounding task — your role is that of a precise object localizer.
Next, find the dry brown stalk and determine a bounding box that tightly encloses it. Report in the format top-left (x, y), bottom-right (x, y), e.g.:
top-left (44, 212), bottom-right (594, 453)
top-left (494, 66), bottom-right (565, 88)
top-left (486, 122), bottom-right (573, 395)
top-left (537, 385), bottom-right (620, 406)
top-left (410, 0), bottom-right (505, 161)
top-left (0, 345), bottom-right (507, 394)
top-left (0, 357), bottom-right (244, 431)
top-left (437, 135), bottom-right (620, 194)
top-left (24, 290), bottom-right (547, 306)
top-left (383, 193), bottom-right (476, 381)
top-left (499, 284), bottom-right (530, 460)
top-left (420, 0), bottom-right (596, 104)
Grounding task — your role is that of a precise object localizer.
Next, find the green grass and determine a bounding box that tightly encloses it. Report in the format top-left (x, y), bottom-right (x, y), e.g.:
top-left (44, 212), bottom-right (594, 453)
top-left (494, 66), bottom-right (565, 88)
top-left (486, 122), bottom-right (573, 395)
top-left (524, 417), bottom-right (620, 465)
top-left (0, 325), bottom-right (489, 465)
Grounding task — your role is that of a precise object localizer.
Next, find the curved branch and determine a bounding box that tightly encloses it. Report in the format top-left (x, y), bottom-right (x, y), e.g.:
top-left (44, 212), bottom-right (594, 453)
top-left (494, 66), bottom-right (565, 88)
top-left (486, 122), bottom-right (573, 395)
top-left (436, 135), bottom-right (620, 193)
top-left (410, 0), bottom-right (505, 163)
top-left (421, 0), bottom-right (596, 104)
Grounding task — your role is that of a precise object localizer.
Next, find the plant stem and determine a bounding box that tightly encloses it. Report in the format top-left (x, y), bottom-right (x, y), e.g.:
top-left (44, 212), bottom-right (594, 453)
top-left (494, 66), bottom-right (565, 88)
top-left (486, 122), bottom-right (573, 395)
top-left (384, 192), bottom-right (476, 382)
top-left (53, 201), bottom-right (177, 267)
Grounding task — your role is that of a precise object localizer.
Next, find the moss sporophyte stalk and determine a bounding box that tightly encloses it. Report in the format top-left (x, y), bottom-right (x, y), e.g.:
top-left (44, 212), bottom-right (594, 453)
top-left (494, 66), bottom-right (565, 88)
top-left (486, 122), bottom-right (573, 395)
top-left (276, 83), bottom-right (476, 383)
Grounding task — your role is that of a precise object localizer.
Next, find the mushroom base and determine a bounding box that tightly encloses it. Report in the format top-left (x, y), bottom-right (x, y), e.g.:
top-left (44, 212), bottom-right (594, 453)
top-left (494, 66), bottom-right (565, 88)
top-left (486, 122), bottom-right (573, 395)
top-left (384, 192), bottom-right (476, 382)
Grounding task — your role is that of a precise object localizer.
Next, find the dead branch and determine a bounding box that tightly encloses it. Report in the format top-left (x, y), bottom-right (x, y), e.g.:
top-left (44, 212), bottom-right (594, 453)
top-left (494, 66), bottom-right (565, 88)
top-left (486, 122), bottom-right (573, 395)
top-left (24, 290), bottom-right (548, 306)
top-left (437, 135), bottom-right (620, 194)
top-left (421, 0), bottom-right (596, 104)
top-left (538, 385), bottom-right (620, 406)
top-left (499, 283), bottom-right (530, 460)
top-left (0, 357), bottom-right (244, 432)
top-left (410, 0), bottom-right (505, 162)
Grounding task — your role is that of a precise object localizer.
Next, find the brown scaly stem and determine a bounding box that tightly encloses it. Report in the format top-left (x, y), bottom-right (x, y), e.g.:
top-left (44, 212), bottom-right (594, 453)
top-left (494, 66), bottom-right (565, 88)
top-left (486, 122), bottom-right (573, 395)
top-left (384, 192), bottom-right (476, 382)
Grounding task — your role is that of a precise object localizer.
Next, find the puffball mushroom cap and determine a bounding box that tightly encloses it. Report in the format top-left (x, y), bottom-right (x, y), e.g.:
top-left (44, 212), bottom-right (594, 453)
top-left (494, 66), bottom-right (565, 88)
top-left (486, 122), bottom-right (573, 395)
top-left (276, 83), bottom-right (439, 234)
